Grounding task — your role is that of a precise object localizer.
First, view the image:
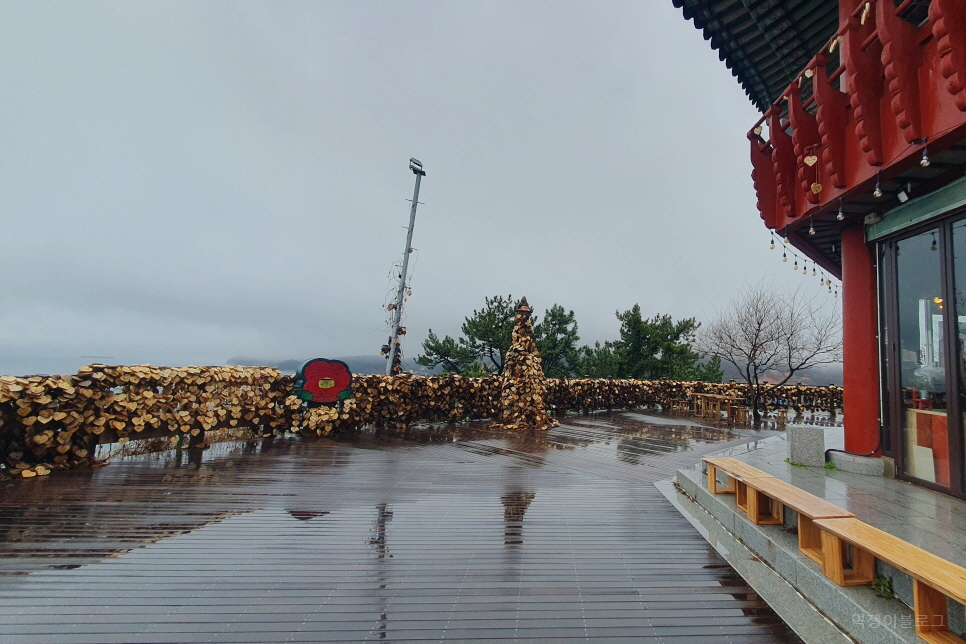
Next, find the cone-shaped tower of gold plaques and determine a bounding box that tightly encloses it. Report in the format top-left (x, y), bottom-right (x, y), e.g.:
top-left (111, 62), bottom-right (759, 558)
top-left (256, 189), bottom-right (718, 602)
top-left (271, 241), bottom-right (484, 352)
top-left (496, 297), bottom-right (559, 431)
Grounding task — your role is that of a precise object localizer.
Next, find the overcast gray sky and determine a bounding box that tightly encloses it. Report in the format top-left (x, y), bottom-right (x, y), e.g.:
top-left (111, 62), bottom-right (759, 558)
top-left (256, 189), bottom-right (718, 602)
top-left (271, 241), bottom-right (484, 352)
top-left (1, 1), bottom-right (831, 376)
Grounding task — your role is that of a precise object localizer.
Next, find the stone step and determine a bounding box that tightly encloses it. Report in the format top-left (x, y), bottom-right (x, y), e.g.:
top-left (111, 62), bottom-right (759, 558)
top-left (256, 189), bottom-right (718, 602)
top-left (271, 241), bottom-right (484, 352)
top-left (664, 466), bottom-right (921, 644)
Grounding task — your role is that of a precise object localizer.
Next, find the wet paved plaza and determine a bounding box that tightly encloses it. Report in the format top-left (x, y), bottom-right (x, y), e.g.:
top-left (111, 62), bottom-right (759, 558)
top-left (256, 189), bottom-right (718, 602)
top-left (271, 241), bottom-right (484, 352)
top-left (0, 412), bottom-right (804, 643)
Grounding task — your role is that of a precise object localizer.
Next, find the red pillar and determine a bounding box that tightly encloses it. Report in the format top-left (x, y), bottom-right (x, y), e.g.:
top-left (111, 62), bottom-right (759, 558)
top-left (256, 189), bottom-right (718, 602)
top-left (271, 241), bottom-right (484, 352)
top-left (840, 225), bottom-right (881, 454)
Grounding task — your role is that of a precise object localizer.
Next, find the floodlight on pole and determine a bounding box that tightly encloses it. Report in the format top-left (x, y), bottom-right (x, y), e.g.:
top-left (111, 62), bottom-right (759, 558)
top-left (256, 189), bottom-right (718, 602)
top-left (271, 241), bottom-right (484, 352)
top-left (385, 158), bottom-right (426, 375)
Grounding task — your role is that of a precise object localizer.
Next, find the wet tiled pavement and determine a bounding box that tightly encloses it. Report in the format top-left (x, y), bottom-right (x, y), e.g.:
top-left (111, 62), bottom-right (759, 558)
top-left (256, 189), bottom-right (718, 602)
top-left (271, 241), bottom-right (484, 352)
top-left (0, 411), bottom-right (803, 643)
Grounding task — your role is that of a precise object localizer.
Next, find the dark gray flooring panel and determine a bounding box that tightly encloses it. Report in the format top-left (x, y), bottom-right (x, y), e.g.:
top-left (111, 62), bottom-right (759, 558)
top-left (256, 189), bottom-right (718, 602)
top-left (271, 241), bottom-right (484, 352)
top-left (0, 412), bottom-right (802, 643)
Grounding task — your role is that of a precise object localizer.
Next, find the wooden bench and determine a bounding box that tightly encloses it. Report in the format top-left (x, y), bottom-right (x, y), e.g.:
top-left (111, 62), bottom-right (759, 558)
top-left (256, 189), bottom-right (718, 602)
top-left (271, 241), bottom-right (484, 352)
top-left (669, 399), bottom-right (690, 414)
top-left (692, 394), bottom-right (707, 417)
top-left (743, 477), bottom-right (854, 563)
top-left (728, 405), bottom-right (750, 425)
top-left (693, 393), bottom-right (726, 419)
top-left (703, 457), bottom-right (853, 562)
top-left (703, 457), bottom-right (777, 518)
top-left (703, 457), bottom-right (774, 495)
top-left (814, 517), bottom-right (966, 644)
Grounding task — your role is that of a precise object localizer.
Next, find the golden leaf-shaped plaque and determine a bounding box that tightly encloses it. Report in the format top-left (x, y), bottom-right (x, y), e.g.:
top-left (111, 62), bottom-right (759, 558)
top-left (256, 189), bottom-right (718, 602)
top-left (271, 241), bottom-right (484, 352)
top-left (804, 155), bottom-right (818, 166)
top-left (811, 183), bottom-right (823, 194)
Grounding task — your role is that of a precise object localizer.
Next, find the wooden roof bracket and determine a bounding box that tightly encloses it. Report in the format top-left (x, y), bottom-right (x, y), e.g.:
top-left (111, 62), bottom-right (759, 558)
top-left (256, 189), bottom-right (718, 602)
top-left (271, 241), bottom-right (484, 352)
top-left (788, 82), bottom-right (823, 205)
top-left (878, 0), bottom-right (923, 143)
top-left (845, 14), bottom-right (885, 166)
top-left (930, 0), bottom-right (966, 112)
top-left (813, 53), bottom-right (849, 188)
top-left (770, 106), bottom-right (799, 222)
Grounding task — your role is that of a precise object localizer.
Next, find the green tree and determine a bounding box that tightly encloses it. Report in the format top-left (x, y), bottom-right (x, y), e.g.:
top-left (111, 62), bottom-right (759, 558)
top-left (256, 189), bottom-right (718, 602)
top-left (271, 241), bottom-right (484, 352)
top-left (459, 360), bottom-right (492, 378)
top-left (575, 341), bottom-right (621, 378)
top-left (685, 356), bottom-right (724, 383)
top-left (534, 304), bottom-right (581, 378)
top-left (414, 330), bottom-right (477, 374)
top-left (459, 295), bottom-right (515, 374)
top-left (416, 297), bottom-right (720, 383)
top-left (416, 295), bottom-right (515, 375)
top-left (612, 306), bottom-right (716, 381)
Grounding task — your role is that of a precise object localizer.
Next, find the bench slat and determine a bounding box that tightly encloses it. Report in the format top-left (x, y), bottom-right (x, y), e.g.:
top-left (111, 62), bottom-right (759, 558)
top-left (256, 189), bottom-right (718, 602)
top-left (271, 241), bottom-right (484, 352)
top-left (702, 457), bottom-right (774, 481)
top-left (746, 478), bottom-right (853, 519)
top-left (814, 517), bottom-right (966, 604)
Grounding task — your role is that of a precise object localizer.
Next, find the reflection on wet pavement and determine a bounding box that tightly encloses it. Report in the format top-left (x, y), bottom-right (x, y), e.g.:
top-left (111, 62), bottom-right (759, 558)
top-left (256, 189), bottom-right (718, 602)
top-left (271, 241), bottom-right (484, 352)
top-left (0, 411), bottom-right (802, 643)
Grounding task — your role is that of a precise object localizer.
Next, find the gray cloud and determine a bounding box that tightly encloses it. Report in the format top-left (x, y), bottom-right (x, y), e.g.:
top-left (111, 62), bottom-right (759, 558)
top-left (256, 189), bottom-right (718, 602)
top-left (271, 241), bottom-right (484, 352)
top-left (0, 1), bottom-right (829, 376)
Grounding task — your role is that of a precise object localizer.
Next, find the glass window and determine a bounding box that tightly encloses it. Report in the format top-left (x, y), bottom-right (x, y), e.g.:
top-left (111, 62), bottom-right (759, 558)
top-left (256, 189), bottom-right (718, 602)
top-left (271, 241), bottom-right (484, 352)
top-left (896, 228), bottom-right (950, 485)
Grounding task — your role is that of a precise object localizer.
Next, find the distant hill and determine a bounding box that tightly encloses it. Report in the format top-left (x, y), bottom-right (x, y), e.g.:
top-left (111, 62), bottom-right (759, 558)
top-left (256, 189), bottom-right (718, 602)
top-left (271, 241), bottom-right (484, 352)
top-left (227, 356), bottom-right (842, 385)
top-left (226, 355), bottom-right (439, 375)
top-left (718, 361), bottom-right (843, 387)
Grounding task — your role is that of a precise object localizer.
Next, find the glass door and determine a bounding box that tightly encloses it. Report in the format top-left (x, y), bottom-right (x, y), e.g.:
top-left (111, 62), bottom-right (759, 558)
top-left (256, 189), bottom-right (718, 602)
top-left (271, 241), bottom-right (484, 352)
top-left (950, 219), bottom-right (966, 491)
top-left (893, 228), bottom-right (951, 486)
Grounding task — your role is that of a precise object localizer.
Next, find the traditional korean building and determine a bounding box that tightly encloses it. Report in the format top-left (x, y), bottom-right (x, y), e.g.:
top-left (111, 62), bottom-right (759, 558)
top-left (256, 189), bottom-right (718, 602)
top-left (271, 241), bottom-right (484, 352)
top-left (674, 0), bottom-right (966, 497)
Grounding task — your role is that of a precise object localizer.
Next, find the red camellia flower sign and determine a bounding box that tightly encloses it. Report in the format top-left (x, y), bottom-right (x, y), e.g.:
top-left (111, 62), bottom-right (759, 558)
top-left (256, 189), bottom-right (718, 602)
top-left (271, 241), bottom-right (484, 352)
top-left (294, 359), bottom-right (353, 404)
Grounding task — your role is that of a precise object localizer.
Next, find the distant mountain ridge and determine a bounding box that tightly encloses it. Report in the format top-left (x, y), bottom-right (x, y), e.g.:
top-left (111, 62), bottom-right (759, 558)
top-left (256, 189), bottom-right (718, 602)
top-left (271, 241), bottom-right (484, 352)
top-left (227, 356), bottom-right (842, 385)
top-left (719, 361), bottom-right (843, 387)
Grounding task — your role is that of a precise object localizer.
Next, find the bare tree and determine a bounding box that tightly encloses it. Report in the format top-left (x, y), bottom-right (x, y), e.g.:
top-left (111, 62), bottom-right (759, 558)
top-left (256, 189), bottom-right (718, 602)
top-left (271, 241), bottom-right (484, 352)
top-left (697, 281), bottom-right (842, 424)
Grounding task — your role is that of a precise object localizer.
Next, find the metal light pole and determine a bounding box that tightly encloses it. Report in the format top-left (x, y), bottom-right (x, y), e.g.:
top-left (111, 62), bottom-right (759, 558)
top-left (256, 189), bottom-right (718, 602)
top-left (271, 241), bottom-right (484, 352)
top-left (385, 158), bottom-right (425, 375)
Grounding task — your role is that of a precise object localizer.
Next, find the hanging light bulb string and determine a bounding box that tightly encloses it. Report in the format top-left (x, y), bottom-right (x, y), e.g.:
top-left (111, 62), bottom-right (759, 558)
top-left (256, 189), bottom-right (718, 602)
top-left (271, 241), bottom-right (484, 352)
top-left (856, 121), bottom-right (964, 200)
top-left (769, 232), bottom-right (840, 296)
top-left (758, 124), bottom-right (966, 304)
top-left (800, 120), bottom-right (965, 214)
top-left (761, 124), bottom-right (966, 298)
